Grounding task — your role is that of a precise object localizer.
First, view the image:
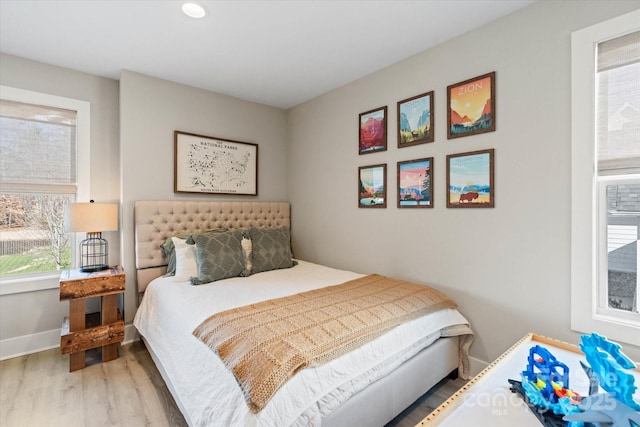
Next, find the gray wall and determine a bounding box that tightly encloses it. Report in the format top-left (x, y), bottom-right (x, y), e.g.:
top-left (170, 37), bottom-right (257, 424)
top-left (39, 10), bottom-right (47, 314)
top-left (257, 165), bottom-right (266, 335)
top-left (287, 0), bottom-right (640, 363)
top-left (119, 71), bottom-right (289, 324)
top-left (0, 53), bottom-right (120, 346)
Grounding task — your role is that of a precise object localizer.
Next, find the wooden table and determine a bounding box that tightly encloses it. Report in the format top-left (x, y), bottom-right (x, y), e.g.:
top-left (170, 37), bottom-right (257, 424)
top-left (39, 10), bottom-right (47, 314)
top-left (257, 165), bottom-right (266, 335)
top-left (419, 333), bottom-right (640, 426)
top-left (59, 266), bottom-right (125, 371)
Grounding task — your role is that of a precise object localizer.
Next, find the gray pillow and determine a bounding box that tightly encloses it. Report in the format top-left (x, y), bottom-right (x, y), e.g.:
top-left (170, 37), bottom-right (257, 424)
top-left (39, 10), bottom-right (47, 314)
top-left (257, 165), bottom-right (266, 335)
top-left (161, 228), bottom-right (227, 276)
top-left (190, 229), bottom-right (248, 285)
top-left (249, 227), bottom-right (295, 274)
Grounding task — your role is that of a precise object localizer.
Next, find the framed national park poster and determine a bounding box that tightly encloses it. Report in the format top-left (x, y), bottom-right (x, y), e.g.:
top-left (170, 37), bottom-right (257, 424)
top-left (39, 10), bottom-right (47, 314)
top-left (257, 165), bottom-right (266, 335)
top-left (447, 72), bottom-right (495, 139)
top-left (397, 91), bottom-right (434, 148)
top-left (359, 106), bottom-right (387, 154)
top-left (358, 164), bottom-right (387, 208)
top-left (446, 149), bottom-right (494, 208)
top-left (174, 131), bottom-right (258, 195)
top-left (397, 157), bottom-right (433, 208)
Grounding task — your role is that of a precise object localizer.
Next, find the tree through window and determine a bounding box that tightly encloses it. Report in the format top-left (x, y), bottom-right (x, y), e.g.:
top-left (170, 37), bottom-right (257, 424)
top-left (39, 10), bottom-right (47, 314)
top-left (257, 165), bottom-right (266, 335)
top-left (0, 99), bottom-right (77, 276)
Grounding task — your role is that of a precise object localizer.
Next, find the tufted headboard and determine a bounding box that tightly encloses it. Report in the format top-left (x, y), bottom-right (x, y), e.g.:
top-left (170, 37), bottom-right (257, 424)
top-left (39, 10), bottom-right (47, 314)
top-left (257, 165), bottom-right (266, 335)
top-left (134, 201), bottom-right (291, 293)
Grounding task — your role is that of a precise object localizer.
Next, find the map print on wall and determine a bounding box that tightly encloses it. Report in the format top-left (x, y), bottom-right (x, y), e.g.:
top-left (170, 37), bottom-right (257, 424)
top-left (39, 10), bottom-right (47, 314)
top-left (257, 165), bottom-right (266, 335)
top-left (174, 131), bottom-right (258, 195)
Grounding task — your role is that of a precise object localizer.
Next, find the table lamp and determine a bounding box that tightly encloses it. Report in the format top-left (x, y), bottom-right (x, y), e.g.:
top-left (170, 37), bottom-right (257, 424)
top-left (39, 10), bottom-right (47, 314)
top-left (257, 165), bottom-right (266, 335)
top-left (64, 200), bottom-right (118, 272)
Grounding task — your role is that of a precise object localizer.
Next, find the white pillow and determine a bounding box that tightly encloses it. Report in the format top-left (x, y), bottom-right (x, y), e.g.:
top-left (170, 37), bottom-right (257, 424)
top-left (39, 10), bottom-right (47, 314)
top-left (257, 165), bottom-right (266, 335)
top-left (172, 236), bottom-right (198, 282)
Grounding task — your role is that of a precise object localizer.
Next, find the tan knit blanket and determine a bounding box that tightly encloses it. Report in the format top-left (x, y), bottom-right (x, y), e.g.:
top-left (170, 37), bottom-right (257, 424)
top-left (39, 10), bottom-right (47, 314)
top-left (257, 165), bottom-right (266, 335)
top-left (193, 274), bottom-right (458, 413)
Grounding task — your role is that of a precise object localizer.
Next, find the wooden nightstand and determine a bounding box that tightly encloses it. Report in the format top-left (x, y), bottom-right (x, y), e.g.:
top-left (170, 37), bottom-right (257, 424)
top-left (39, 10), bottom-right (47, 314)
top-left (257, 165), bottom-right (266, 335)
top-left (59, 266), bottom-right (125, 372)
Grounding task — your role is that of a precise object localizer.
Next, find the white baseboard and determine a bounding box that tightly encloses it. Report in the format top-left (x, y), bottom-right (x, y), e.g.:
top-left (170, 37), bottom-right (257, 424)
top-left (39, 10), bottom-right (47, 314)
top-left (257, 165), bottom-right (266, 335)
top-left (123, 323), bottom-right (139, 344)
top-left (468, 355), bottom-right (489, 377)
top-left (0, 328), bottom-right (60, 361)
top-left (0, 324), bottom-right (140, 361)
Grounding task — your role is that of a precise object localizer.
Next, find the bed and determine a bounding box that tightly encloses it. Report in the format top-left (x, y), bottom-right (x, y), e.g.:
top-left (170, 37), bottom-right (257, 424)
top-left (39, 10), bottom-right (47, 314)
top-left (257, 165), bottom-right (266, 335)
top-left (132, 200), bottom-right (473, 427)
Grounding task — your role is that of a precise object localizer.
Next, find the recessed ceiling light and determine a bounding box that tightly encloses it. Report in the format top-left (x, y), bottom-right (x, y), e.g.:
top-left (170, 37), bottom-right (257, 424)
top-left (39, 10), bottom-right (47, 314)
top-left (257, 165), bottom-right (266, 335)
top-left (182, 2), bottom-right (206, 19)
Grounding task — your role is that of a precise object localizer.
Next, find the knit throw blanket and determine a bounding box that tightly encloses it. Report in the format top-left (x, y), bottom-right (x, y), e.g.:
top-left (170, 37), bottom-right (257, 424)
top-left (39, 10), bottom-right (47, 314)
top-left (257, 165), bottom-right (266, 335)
top-left (193, 274), bottom-right (458, 413)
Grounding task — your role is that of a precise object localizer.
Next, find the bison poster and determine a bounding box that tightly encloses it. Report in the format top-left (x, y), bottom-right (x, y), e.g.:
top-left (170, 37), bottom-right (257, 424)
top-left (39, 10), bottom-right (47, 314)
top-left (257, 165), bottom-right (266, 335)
top-left (446, 149), bottom-right (494, 208)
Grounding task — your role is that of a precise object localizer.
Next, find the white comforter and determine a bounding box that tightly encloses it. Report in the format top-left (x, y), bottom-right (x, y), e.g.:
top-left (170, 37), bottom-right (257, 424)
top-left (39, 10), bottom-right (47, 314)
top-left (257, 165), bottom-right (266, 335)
top-left (133, 260), bottom-right (472, 427)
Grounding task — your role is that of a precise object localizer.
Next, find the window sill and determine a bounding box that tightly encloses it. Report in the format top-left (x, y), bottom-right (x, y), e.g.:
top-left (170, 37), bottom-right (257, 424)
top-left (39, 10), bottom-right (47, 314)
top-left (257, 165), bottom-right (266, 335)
top-left (572, 305), bottom-right (640, 348)
top-left (0, 273), bottom-right (61, 295)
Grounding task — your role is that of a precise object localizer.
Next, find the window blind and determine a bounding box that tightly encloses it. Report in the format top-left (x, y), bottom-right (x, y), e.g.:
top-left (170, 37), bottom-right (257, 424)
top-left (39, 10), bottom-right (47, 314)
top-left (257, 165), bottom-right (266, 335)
top-left (596, 30), bottom-right (640, 175)
top-left (0, 99), bottom-right (77, 193)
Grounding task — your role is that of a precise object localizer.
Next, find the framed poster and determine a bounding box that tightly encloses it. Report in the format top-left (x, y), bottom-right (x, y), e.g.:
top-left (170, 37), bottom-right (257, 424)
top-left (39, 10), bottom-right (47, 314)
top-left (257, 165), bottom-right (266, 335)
top-left (446, 149), bottom-right (494, 208)
top-left (397, 157), bottom-right (433, 208)
top-left (174, 131), bottom-right (258, 195)
top-left (447, 72), bottom-right (495, 139)
top-left (359, 106), bottom-right (387, 154)
top-left (358, 164), bottom-right (387, 208)
top-left (397, 91), bottom-right (434, 148)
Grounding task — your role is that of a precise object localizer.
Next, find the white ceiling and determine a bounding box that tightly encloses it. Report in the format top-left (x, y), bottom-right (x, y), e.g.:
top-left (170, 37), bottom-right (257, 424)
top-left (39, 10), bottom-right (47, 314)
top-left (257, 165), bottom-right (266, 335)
top-left (0, 0), bottom-right (536, 109)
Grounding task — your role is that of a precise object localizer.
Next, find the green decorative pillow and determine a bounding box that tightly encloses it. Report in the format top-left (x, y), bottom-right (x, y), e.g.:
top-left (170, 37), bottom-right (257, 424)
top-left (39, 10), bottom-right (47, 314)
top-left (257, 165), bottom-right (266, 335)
top-left (249, 227), bottom-right (295, 274)
top-left (161, 228), bottom-right (227, 276)
top-left (190, 229), bottom-right (248, 285)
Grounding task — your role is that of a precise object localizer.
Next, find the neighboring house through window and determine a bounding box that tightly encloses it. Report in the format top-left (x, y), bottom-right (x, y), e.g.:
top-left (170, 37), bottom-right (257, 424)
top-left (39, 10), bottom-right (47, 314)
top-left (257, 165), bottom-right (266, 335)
top-left (571, 10), bottom-right (640, 346)
top-left (0, 86), bottom-right (89, 294)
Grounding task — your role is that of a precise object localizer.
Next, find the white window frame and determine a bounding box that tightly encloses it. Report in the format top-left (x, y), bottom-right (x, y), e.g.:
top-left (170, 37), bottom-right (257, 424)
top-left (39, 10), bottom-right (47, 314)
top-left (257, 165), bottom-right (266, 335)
top-left (0, 86), bottom-right (90, 295)
top-left (571, 9), bottom-right (640, 346)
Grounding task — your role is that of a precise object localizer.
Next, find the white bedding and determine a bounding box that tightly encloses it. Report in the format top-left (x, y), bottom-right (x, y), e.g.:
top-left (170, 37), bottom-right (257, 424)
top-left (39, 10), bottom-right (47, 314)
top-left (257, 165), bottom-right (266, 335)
top-left (133, 260), bottom-right (472, 427)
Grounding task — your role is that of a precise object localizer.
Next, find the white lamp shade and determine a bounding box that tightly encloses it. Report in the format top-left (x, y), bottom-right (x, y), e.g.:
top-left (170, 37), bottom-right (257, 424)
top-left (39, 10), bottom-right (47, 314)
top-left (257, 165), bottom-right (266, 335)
top-left (64, 202), bottom-right (118, 233)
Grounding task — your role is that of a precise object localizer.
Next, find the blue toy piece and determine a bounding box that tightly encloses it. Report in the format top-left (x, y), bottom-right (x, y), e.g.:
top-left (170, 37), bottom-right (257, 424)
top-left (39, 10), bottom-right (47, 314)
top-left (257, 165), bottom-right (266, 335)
top-left (563, 392), bottom-right (640, 426)
top-left (518, 345), bottom-right (583, 426)
top-left (579, 333), bottom-right (640, 412)
top-left (510, 334), bottom-right (640, 427)
top-left (522, 345), bottom-right (571, 405)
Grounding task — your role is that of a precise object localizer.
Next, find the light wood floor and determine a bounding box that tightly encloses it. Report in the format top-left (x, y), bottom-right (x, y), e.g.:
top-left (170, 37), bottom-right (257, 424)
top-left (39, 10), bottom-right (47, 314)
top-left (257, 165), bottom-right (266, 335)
top-left (0, 342), bottom-right (467, 427)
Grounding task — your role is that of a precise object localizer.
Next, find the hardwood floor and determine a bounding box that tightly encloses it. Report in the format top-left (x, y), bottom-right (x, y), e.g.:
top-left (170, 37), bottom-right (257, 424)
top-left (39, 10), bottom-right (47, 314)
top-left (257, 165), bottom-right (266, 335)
top-left (0, 342), bottom-right (466, 427)
top-left (0, 343), bottom-right (187, 427)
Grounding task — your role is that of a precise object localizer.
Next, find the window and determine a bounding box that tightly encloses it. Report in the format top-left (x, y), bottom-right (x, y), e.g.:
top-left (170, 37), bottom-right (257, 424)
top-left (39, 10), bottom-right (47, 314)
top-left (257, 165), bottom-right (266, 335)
top-left (571, 10), bottom-right (640, 346)
top-left (0, 86), bottom-right (89, 294)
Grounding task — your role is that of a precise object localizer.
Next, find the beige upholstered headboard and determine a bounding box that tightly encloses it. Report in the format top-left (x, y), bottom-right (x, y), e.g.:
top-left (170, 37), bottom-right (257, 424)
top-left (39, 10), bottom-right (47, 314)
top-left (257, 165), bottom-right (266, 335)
top-left (134, 201), bottom-right (291, 293)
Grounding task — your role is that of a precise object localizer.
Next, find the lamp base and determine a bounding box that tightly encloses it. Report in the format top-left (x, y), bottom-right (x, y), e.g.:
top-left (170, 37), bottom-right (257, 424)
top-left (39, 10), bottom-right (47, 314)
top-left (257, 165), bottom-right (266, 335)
top-left (79, 264), bottom-right (109, 273)
top-left (79, 232), bottom-right (109, 274)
